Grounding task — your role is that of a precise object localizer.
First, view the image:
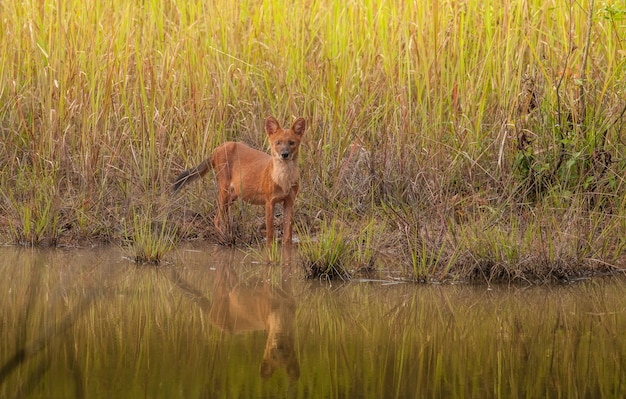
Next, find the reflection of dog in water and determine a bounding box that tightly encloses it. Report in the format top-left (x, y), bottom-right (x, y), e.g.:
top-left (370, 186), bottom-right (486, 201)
top-left (209, 263), bottom-right (300, 380)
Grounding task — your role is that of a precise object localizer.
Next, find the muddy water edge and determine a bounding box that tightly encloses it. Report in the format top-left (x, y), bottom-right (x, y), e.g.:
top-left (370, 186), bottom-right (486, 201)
top-left (1, 244), bottom-right (625, 398)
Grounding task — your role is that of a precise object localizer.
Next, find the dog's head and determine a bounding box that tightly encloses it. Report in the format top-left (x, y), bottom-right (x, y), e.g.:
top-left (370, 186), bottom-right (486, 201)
top-left (265, 116), bottom-right (306, 161)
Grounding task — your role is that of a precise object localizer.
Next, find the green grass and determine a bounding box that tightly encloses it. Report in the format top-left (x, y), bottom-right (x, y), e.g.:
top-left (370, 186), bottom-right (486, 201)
top-left (299, 220), bottom-right (352, 280)
top-left (1, 0), bottom-right (625, 281)
top-left (123, 211), bottom-right (177, 264)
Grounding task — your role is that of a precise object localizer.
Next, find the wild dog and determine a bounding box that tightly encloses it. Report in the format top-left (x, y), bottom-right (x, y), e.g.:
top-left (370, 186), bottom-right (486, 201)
top-left (164, 252), bottom-right (299, 381)
top-left (209, 262), bottom-right (299, 381)
top-left (172, 116), bottom-right (306, 245)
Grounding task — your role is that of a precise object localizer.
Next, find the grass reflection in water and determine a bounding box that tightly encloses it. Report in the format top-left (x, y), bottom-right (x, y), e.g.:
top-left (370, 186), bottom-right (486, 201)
top-left (1, 245), bottom-right (625, 398)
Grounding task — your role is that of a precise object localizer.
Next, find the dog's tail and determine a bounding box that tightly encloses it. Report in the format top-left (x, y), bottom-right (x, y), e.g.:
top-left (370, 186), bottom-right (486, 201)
top-left (171, 159), bottom-right (211, 193)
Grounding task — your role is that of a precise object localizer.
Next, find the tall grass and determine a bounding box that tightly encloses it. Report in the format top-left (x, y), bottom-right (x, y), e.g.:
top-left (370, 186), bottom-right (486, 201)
top-left (1, 0), bottom-right (625, 279)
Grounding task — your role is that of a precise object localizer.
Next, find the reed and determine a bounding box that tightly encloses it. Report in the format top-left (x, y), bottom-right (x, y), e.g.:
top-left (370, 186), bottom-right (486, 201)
top-left (1, 0), bottom-right (624, 281)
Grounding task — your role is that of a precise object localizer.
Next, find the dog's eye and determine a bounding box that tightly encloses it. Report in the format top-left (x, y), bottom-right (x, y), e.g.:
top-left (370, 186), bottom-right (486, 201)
top-left (288, 141), bottom-right (295, 145)
top-left (275, 141), bottom-right (281, 145)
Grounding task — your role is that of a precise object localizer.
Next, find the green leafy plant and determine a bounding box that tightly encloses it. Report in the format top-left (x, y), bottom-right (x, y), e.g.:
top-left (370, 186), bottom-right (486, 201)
top-left (299, 220), bottom-right (351, 280)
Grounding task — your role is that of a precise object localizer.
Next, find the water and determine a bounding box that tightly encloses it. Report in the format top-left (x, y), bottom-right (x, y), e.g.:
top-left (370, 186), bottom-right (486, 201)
top-left (1, 244), bottom-right (625, 398)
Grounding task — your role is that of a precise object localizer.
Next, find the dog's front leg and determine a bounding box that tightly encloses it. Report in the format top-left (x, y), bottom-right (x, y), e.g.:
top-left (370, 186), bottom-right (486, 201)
top-left (265, 201), bottom-right (275, 245)
top-left (282, 194), bottom-right (295, 246)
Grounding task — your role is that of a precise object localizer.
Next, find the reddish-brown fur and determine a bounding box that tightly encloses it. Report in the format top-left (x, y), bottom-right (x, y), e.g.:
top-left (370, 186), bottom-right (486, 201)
top-left (172, 116), bottom-right (306, 245)
top-left (209, 262), bottom-right (299, 380)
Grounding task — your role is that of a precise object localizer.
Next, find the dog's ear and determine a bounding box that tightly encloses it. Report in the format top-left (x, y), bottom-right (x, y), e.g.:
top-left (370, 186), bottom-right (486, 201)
top-left (291, 117), bottom-right (306, 136)
top-left (265, 116), bottom-right (280, 136)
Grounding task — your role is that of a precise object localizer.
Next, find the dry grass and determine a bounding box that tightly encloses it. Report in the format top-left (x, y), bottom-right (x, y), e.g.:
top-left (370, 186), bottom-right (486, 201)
top-left (1, 0), bottom-right (625, 278)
